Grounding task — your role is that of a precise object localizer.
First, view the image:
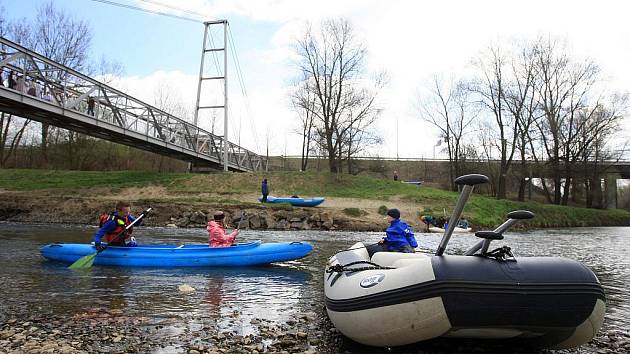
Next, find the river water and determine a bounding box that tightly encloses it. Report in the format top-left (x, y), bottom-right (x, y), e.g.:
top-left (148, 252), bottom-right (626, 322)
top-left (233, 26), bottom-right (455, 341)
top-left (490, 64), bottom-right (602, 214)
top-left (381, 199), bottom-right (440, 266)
top-left (0, 223), bottom-right (628, 352)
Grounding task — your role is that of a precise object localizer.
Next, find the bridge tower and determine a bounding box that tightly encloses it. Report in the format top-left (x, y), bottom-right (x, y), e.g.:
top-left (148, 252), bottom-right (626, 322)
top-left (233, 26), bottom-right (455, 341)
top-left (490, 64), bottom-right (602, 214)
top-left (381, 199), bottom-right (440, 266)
top-left (194, 20), bottom-right (229, 171)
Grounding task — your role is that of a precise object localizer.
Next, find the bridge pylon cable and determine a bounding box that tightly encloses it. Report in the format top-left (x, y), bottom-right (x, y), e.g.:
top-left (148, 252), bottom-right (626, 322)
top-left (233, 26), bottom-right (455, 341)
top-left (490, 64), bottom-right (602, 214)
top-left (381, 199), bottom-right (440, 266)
top-left (88, 0), bottom-right (201, 23)
top-left (227, 27), bottom-right (261, 153)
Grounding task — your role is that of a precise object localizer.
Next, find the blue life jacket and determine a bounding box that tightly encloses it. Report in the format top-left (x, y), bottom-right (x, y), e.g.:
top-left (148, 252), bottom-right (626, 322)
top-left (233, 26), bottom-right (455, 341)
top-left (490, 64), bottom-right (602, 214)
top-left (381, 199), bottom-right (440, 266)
top-left (384, 219), bottom-right (418, 251)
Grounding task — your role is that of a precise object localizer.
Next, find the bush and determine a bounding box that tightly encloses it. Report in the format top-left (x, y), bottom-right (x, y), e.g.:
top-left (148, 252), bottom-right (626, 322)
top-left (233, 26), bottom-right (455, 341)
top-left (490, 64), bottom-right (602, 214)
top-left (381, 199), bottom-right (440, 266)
top-left (343, 207), bottom-right (365, 217)
top-left (377, 205), bottom-right (388, 215)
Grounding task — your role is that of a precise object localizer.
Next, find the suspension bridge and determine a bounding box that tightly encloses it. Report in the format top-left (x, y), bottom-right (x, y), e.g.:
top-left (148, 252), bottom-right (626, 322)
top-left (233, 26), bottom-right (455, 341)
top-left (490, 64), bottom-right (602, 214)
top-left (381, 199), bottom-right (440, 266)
top-left (0, 35), bottom-right (266, 172)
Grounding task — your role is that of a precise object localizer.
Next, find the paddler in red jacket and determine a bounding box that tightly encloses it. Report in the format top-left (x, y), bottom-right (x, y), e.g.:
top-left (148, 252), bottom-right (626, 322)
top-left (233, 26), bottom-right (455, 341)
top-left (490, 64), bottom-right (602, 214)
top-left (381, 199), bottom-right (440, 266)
top-left (93, 201), bottom-right (140, 251)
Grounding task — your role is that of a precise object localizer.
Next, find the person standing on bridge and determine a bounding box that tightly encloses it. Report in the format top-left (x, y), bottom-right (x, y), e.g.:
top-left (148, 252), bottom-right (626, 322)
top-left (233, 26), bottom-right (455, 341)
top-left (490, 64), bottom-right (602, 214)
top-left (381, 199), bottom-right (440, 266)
top-left (26, 79), bottom-right (37, 97)
top-left (6, 70), bottom-right (16, 89)
top-left (261, 178), bottom-right (269, 203)
top-left (87, 96), bottom-right (95, 116)
top-left (15, 74), bottom-right (24, 93)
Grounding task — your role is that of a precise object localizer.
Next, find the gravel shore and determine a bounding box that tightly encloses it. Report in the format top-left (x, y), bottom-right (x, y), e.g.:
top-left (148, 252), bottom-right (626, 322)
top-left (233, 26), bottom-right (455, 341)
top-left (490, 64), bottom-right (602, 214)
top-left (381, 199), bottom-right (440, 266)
top-left (2, 304), bottom-right (629, 354)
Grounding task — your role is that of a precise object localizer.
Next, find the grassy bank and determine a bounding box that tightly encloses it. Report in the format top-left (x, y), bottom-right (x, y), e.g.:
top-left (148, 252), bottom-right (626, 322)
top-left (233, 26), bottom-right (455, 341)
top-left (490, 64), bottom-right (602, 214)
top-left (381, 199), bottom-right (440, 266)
top-left (1, 169), bottom-right (629, 229)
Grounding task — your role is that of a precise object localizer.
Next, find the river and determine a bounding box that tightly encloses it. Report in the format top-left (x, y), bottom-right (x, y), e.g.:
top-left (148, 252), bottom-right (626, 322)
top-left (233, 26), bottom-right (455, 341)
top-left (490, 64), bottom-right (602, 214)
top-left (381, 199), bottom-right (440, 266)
top-left (0, 223), bottom-right (628, 353)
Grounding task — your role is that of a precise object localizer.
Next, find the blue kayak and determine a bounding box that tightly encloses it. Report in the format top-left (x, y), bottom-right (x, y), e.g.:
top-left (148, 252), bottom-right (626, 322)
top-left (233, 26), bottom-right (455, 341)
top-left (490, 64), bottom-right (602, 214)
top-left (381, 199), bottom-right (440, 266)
top-left (40, 241), bottom-right (313, 267)
top-left (259, 196), bottom-right (325, 207)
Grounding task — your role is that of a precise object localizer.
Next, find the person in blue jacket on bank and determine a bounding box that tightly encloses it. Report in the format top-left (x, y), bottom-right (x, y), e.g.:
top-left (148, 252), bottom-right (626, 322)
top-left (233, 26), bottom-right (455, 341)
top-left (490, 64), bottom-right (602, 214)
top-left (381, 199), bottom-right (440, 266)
top-left (366, 208), bottom-right (418, 257)
top-left (261, 178), bottom-right (269, 202)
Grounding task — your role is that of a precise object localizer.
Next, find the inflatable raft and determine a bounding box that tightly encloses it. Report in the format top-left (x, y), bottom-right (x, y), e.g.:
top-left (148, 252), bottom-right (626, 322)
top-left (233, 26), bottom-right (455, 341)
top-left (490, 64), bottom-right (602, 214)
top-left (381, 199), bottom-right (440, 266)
top-left (259, 196), bottom-right (325, 207)
top-left (41, 241), bottom-right (313, 267)
top-left (324, 174), bottom-right (605, 349)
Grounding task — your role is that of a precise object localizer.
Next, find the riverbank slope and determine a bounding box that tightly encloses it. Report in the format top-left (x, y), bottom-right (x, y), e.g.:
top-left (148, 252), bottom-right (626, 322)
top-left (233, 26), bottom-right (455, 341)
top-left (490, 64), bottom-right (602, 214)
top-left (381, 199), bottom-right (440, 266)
top-left (1, 169), bottom-right (629, 231)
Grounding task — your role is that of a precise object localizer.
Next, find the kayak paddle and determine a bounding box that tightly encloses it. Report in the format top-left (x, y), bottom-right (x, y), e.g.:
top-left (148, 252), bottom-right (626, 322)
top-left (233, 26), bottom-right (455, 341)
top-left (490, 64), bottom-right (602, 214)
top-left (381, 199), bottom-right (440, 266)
top-left (68, 207), bottom-right (152, 269)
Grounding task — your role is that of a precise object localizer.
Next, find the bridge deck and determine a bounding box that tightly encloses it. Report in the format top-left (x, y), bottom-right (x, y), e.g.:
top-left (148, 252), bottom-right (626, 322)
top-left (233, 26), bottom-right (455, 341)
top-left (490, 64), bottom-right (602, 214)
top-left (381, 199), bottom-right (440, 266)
top-left (0, 36), bottom-right (265, 172)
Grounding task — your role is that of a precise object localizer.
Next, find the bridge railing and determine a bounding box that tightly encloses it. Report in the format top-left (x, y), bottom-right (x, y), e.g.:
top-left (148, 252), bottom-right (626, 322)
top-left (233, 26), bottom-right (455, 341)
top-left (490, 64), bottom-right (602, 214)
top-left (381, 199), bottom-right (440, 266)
top-left (0, 36), bottom-right (265, 171)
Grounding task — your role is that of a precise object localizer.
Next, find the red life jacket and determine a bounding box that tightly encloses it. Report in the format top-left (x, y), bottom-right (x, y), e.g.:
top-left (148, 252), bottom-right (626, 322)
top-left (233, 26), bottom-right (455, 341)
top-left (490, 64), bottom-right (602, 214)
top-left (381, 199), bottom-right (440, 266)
top-left (98, 212), bottom-right (132, 244)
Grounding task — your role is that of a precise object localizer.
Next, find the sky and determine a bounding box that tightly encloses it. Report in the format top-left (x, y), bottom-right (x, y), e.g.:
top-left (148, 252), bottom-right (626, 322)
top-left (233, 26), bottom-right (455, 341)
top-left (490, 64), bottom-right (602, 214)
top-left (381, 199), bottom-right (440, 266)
top-left (4, 0), bottom-right (630, 158)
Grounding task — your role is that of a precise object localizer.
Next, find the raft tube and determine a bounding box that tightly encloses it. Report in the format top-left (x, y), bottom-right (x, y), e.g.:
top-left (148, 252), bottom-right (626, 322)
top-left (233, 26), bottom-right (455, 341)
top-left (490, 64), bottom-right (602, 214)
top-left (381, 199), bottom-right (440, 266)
top-left (324, 242), bottom-right (605, 349)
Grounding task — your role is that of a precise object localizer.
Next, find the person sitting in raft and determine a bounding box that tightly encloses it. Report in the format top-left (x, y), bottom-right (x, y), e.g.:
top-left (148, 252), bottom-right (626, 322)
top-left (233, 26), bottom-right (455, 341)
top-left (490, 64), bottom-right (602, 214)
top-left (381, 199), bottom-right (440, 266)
top-left (434, 216), bottom-right (447, 229)
top-left (208, 211), bottom-right (239, 247)
top-left (458, 217), bottom-right (470, 229)
top-left (366, 208), bottom-right (417, 257)
top-left (93, 201), bottom-right (140, 251)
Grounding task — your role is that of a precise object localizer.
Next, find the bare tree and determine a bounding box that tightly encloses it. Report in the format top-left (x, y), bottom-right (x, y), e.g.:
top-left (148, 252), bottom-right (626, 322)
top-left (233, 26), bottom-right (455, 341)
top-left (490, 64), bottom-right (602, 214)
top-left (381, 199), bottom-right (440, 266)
top-left (532, 38), bottom-right (601, 204)
top-left (577, 95), bottom-right (628, 208)
top-left (470, 45), bottom-right (521, 199)
top-left (293, 19), bottom-right (383, 173)
top-left (0, 6), bottom-right (31, 167)
top-left (418, 76), bottom-right (475, 190)
top-left (291, 75), bottom-right (317, 171)
top-left (340, 73), bottom-right (384, 174)
top-left (30, 1), bottom-right (92, 166)
top-left (505, 43), bottom-right (539, 201)
top-left (413, 36), bottom-right (627, 206)
top-left (152, 81), bottom-right (193, 172)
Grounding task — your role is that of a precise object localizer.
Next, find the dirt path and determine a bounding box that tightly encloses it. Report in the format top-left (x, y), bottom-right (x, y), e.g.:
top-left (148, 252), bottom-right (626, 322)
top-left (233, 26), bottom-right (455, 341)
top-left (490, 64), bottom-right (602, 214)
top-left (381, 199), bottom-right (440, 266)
top-left (48, 187), bottom-right (430, 231)
top-left (319, 196), bottom-right (426, 229)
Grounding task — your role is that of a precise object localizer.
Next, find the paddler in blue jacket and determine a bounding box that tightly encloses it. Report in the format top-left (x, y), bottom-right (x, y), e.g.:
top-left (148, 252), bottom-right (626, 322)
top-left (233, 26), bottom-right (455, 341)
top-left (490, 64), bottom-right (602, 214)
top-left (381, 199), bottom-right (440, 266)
top-left (366, 208), bottom-right (418, 256)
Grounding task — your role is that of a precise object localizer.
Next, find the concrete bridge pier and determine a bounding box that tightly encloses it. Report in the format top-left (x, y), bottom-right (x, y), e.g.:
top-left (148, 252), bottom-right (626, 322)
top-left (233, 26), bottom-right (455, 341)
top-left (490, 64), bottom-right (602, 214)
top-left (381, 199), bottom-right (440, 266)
top-left (605, 173), bottom-right (621, 209)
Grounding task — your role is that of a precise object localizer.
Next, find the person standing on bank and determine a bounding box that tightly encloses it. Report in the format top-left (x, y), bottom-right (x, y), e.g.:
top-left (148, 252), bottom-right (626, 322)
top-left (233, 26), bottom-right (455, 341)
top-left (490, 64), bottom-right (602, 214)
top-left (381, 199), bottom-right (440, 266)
top-left (367, 208), bottom-right (417, 256)
top-left (208, 211), bottom-right (239, 247)
top-left (261, 178), bottom-right (269, 203)
top-left (393, 171), bottom-right (399, 181)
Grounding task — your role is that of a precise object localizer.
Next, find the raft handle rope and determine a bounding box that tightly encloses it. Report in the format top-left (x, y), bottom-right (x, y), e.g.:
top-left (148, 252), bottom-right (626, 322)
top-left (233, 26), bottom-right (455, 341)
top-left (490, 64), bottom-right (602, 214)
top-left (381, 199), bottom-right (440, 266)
top-left (331, 243), bottom-right (374, 256)
top-left (482, 246), bottom-right (515, 261)
top-left (326, 260), bottom-right (395, 274)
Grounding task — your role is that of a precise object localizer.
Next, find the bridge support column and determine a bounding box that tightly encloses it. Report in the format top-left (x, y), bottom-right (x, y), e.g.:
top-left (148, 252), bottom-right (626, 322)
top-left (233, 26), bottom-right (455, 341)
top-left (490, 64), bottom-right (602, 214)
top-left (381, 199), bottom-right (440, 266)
top-left (604, 173), bottom-right (621, 209)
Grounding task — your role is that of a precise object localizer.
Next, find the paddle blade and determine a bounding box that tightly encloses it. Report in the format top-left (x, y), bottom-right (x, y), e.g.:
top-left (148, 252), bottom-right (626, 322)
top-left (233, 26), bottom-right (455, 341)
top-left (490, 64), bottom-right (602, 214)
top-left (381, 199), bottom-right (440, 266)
top-left (68, 253), bottom-right (97, 269)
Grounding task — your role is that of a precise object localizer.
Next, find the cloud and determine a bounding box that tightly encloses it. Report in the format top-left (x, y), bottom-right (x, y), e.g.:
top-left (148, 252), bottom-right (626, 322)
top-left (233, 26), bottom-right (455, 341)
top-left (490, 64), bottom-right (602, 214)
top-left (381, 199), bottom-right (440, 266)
top-left (126, 0), bottom-right (630, 159)
top-left (101, 68), bottom-right (298, 155)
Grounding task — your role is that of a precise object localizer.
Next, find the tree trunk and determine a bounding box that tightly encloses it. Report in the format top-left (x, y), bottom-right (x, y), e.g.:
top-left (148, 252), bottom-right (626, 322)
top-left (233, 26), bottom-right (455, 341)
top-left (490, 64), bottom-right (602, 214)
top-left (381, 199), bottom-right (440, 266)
top-left (328, 151), bottom-right (338, 173)
top-left (540, 177), bottom-right (554, 204)
top-left (590, 177), bottom-right (603, 209)
top-left (496, 160), bottom-right (507, 199)
top-left (41, 123), bottom-right (49, 166)
top-left (517, 177), bottom-right (526, 201)
top-left (553, 175), bottom-right (562, 204)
